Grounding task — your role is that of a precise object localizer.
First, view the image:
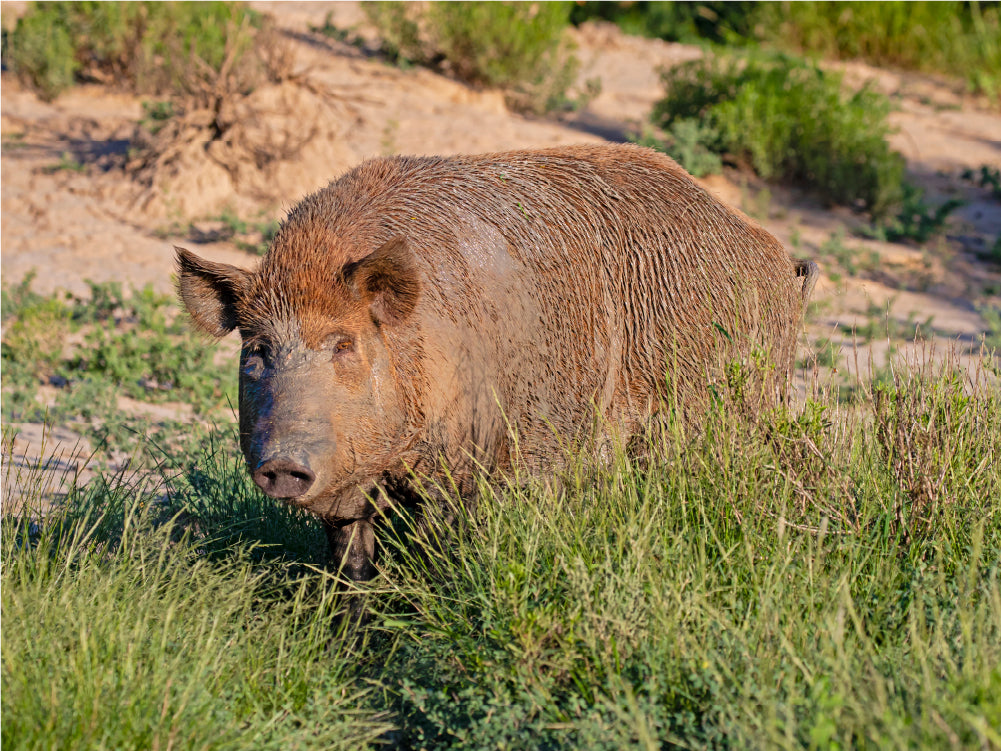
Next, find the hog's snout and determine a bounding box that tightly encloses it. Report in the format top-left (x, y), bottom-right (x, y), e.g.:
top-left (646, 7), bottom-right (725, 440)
top-left (253, 458), bottom-right (316, 499)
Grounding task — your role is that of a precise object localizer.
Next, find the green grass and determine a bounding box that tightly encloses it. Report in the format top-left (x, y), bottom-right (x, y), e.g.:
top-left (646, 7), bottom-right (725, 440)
top-left (650, 52), bottom-right (906, 217)
top-left (2, 434), bottom-right (388, 750)
top-left (4, 351), bottom-right (999, 748)
top-left (573, 1), bottom-right (1001, 100)
top-left (757, 1), bottom-right (1001, 101)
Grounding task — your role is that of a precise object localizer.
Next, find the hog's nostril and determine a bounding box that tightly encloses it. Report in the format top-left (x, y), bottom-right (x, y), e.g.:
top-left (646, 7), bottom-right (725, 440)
top-left (252, 459), bottom-right (315, 499)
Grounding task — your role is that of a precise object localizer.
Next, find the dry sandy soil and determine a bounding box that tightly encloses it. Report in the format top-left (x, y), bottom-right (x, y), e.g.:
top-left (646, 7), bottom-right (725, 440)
top-left (2, 2), bottom-right (1000, 501)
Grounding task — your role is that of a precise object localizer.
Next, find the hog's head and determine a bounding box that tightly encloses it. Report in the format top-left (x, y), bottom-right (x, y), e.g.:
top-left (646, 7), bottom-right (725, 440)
top-left (175, 236), bottom-right (421, 521)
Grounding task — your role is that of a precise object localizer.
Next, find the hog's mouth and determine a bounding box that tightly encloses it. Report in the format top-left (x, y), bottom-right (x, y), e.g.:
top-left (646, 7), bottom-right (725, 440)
top-left (270, 470), bottom-right (386, 521)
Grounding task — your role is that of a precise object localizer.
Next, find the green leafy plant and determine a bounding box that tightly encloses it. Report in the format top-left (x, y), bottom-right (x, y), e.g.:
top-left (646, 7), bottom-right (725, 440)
top-left (363, 1), bottom-right (585, 114)
top-left (574, 1), bottom-right (1001, 101)
top-left (652, 52), bottom-right (906, 217)
top-left (962, 164), bottom-right (1001, 201)
top-left (865, 183), bottom-right (963, 244)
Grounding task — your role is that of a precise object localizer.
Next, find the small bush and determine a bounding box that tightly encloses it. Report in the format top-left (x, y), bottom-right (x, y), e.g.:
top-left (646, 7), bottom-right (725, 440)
top-left (4, 1), bottom-right (268, 101)
top-left (651, 52), bottom-right (905, 216)
top-left (363, 1), bottom-right (583, 114)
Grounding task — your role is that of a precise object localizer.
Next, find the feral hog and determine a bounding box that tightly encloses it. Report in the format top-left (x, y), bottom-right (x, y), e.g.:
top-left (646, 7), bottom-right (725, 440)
top-left (177, 144), bottom-right (818, 581)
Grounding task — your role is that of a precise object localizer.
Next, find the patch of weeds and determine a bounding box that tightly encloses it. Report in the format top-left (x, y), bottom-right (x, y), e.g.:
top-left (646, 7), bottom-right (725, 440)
top-left (4, 2), bottom-right (267, 101)
top-left (865, 183), bottom-right (963, 244)
top-left (819, 229), bottom-right (880, 277)
top-left (758, 1), bottom-right (1001, 100)
top-left (740, 182), bottom-right (772, 221)
top-left (872, 371), bottom-right (993, 542)
top-left (364, 2), bottom-right (587, 115)
top-left (962, 164), bottom-right (1001, 201)
top-left (634, 119), bottom-right (722, 178)
top-left (990, 235), bottom-right (1001, 265)
top-left (185, 209), bottom-right (280, 255)
top-left (570, 1), bottom-right (759, 44)
top-left (309, 12), bottom-right (365, 47)
top-left (799, 337), bottom-right (841, 371)
top-left (652, 52), bottom-right (906, 217)
top-left (2, 279), bottom-right (236, 437)
top-left (238, 219), bottom-right (280, 256)
top-left (2, 131), bottom-right (28, 149)
top-left (1, 271), bottom-right (47, 322)
top-left (381, 118), bottom-right (399, 156)
top-left (789, 227), bottom-right (802, 251)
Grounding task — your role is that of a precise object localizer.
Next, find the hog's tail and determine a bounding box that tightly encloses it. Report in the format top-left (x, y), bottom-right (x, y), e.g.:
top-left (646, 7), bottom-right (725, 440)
top-left (793, 258), bottom-right (819, 312)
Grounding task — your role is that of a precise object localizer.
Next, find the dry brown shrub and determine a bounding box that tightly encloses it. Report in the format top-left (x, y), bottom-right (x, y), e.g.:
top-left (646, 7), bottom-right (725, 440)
top-left (124, 15), bottom-right (362, 217)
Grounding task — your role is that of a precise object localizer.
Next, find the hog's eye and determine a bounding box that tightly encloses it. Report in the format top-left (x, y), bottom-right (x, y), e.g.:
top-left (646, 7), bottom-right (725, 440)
top-left (331, 337), bottom-right (355, 356)
top-left (243, 354), bottom-right (265, 380)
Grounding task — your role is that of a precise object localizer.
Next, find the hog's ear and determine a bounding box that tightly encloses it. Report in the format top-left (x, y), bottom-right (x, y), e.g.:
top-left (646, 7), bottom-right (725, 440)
top-left (343, 236), bottom-right (421, 325)
top-left (175, 247), bottom-right (251, 337)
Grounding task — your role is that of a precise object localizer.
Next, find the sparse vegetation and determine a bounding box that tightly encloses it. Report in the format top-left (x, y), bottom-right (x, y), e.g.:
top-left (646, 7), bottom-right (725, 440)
top-left (363, 1), bottom-right (590, 114)
top-left (865, 183), bottom-right (964, 244)
top-left (758, 1), bottom-right (1001, 101)
top-left (963, 164), bottom-right (1001, 201)
top-left (819, 229), bottom-right (880, 279)
top-left (852, 296), bottom-right (935, 344)
top-left (978, 302), bottom-right (1001, 353)
top-left (651, 52), bottom-right (906, 217)
top-left (1, 278), bottom-right (237, 455)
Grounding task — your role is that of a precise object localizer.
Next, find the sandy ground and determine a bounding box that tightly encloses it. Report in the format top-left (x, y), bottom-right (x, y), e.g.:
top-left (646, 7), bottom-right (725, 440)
top-left (2, 3), bottom-right (999, 507)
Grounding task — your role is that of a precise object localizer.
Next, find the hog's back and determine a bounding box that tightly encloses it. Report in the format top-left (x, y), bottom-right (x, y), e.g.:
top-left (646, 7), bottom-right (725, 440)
top-left (320, 144), bottom-right (802, 464)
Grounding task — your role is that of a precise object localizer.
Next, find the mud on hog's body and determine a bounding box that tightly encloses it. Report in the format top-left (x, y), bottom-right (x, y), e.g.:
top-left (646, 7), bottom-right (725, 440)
top-left (177, 143), bottom-right (818, 581)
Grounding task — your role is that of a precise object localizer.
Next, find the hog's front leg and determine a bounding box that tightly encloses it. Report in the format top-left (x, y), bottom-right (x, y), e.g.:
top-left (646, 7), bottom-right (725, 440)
top-left (324, 518), bottom-right (377, 582)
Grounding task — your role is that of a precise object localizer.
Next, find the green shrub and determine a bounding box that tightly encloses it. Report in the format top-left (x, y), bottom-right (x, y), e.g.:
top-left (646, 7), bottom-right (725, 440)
top-left (570, 1), bottom-right (761, 44)
top-left (651, 52), bottom-right (906, 216)
top-left (4, 1), bottom-right (265, 101)
top-left (363, 1), bottom-right (582, 114)
top-left (758, 1), bottom-right (1001, 100)
top-left (573, 1), bottom-right (1001, 100)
